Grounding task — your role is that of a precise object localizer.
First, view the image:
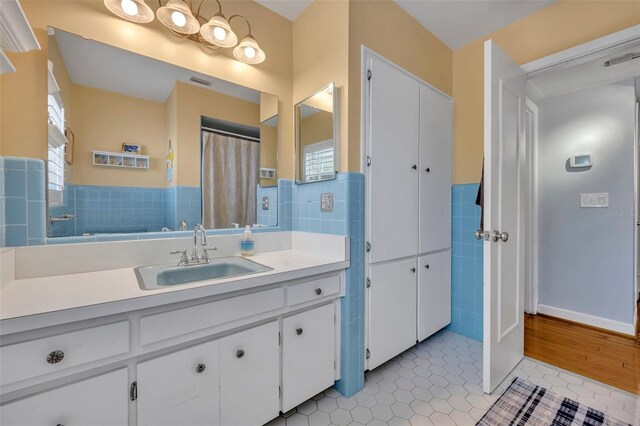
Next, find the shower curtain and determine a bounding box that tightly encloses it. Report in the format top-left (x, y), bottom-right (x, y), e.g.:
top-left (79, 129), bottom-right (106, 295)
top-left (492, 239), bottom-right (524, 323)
top-left (202, 131), bottom-right (259, 229)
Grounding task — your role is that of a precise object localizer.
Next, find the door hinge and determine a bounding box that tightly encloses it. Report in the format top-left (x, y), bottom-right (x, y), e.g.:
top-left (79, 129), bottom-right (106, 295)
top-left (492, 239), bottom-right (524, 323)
top-left (366, 242), bottom-right (371, 252)
top-left (130, 381), bottom-right (137, 401)
top-left (366, 155), bottom-right (372, 167)
top-left (279, 385), bottom-right (282, 399)
top-left (334, 360), bottom-right (337, 371)
top-left (366, 349), bottom-right (370, 360)
top-left (278, 331), bottom-right (281, 345)
top-left (367, 69), bottom-right (372, 81)
top-left (366, 277), bottom-right (371, 288)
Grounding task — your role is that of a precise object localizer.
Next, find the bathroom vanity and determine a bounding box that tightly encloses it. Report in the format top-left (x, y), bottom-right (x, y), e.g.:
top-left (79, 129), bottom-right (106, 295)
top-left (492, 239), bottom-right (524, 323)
top-left (0, 232), bottom-right (349, 426)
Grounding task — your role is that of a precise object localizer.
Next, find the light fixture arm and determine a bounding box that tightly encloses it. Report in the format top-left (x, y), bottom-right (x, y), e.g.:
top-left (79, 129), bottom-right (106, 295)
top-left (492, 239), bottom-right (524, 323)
top-left (229, 14), bottom-right (252, 37)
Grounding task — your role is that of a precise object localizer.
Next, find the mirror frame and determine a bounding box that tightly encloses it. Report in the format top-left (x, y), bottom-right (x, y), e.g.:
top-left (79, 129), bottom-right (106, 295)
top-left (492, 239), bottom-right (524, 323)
top-left (294, 82), bottom-right (338, 185)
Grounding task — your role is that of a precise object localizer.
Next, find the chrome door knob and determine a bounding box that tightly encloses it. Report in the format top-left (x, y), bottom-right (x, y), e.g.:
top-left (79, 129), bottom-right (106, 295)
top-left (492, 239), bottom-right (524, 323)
top-left (474, 230), bottom-right (483, 240)
top-left (492, 230), bottom-right (509, 242)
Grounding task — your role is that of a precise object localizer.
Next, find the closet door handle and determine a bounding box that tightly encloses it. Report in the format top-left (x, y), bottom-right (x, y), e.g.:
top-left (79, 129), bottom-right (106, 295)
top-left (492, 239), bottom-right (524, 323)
top-left (425, 264), bottom-right (430, 269)
top-left (195, 363), bottom-right (206, 373)
top-left (296, 328), bottom-right (303, 336)
top-left (315, 288), bottom-right (322, 295)
top-left (412, 164), bottom-right (417, 170)
top-left (411, 267), bottom-right (416, 273)
top-left (236, 349), bottom-right (245, 358)
top-left (425, 167), bottom-right (430, 173)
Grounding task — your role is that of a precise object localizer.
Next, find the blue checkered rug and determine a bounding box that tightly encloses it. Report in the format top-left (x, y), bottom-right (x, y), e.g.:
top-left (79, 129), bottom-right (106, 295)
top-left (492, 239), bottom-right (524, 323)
top-left (477, 377), bottom-right (632, 426)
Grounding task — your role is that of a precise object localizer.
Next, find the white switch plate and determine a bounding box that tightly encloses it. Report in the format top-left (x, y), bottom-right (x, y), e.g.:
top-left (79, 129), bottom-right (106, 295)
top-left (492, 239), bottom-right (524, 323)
top-left (580, 192), bottom-right (609, 208)
top-left (321, 193), bottom-right (333, 212)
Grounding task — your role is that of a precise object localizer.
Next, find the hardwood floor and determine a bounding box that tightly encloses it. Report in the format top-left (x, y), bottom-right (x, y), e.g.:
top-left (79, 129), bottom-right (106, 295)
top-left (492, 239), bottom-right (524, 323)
top-left (524, 303), bottom-right (640, 395)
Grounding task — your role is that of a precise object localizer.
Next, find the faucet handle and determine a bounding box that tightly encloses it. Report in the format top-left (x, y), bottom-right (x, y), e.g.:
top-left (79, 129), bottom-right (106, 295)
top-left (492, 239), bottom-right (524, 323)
top-left (201, 247), bottom-right (218, 263)
top-left (170, 249), bottom-right (189, 266)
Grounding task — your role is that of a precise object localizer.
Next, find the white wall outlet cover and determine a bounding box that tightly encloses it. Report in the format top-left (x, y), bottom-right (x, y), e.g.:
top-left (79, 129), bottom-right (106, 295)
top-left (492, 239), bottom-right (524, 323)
top-left (320, 193), bottom-right (333, 212)
top-left (580, 192), bottom-right (609, 208)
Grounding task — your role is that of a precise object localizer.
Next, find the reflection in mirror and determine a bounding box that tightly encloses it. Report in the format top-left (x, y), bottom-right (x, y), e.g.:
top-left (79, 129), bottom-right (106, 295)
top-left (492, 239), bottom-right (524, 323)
top-left (46, 28), bottom-right (278, 237)
top-left (295, 83), bottom-right (337, 184)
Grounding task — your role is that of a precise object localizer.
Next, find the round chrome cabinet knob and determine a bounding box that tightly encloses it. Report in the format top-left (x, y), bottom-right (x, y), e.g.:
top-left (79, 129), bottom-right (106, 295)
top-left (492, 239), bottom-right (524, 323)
top-left (296, 328), bottom-right (303, 336)
top-left (315, 288), bottom-right (322, 295)
top-left (236, 349), bottom-right (245, 358)
top-left (195, 363), bottom-right (206, 373)
top-left (47, 350), bottom-right (65, 364)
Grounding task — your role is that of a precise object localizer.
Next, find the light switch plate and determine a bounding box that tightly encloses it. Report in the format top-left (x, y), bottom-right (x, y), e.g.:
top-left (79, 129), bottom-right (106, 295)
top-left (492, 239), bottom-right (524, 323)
top-left (321, 193), bottom-right (334, 212)
top-left (262, 196), bottom-right (269, 210)
top-left (580, 192), bottom-right (608, 208)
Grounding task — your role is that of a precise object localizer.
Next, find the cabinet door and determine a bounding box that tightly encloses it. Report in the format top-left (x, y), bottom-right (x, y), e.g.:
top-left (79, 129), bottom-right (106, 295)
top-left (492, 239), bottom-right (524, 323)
top-left (418, 251), bottom-right (452, 342)
top-left (368, 258), bottom-right (417, 370)
top-left (368, 55), bottom-right (420, 263)
top-left (1, 369), bottom-right (128, 426)
top-left (282, 304), bottom-right (336, 412)
top-left (419, 85), bottom-right (452, 253)
top-left (137, 340), bottom-right (220, 426)
top-left (220, 321), bottom-right (280, 426)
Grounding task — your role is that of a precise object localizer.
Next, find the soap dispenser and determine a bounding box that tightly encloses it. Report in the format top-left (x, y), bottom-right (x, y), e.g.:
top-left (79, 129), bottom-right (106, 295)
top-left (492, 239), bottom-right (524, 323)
top-left (240, 225), bottom-right (255, 256)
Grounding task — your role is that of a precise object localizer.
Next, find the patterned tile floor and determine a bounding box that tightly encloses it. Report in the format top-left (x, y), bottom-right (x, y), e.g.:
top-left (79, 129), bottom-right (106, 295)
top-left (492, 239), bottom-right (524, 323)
top-left (268, 330), bottom-right (640, 426)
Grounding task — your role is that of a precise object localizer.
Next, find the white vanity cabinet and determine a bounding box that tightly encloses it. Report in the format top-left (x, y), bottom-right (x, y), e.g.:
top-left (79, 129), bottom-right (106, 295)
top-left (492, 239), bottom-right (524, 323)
top-left (282, 303), bottom-right (337, 412)
top-left (0, 272), bottom-right (344, 426)
top-left (220, 321), bottom-right (280, 426)
top-left (0, 369), bottom-right (128, 426)
top-left (137, 340), bottom-right (221, 426)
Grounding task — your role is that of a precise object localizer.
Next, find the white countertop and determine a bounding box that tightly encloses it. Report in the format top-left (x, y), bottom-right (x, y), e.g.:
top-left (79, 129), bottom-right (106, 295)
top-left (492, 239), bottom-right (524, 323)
top-left (1, 237), bottom-right (350, 334)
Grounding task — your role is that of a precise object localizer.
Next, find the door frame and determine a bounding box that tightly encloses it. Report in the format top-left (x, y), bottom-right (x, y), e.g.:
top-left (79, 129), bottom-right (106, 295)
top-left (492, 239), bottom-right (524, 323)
top-left (524, 98), bottom-right (539, 315)
top-left (520, 24), bottom-right (640, 332)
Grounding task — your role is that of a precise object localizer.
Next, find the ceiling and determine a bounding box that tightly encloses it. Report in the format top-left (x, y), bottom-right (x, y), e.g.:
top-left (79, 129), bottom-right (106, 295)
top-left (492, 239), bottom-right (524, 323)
top-left (255, 0), bottom-right (313, 21)
top-left (53, 29), bottom-right (260, 104)
top-left (256, 0), bottom-right (556, 50)
top-left (393, 0), bottom-right (556, 49)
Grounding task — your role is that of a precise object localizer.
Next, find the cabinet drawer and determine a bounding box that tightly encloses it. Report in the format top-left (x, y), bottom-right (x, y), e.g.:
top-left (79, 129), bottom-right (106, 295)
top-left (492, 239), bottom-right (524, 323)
top-left (0, 321), bottom-right (129, 387)
top-left (140, 287), bottom-right (284, 345)
top-left (1, 368), bottom-right (128, 425)
top-left (287, 275), bottom-right (340, 306)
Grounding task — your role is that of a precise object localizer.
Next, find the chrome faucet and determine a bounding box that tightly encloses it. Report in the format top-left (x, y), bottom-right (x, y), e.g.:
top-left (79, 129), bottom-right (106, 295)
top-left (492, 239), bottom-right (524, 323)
top-left (170, 224), bottom-right (217, 266)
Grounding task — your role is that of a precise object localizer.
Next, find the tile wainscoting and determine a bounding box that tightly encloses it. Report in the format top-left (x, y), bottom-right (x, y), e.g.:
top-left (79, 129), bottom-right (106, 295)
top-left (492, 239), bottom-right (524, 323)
top-left (449, 183), bottom-right (483, 342)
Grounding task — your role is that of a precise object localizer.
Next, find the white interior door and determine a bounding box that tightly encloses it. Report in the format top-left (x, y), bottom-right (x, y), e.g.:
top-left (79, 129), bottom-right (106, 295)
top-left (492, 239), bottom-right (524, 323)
top-left (483, 39), bottom-right (526, 394)
top-left (367, 55), bottom-right (420, 264)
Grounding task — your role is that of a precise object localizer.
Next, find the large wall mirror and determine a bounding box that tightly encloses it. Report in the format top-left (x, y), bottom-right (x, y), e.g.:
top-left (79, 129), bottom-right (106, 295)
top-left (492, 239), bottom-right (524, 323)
top-left (46, 28), bottom-right (279, 238)
top-left (295, 83), bottom-right (337, 184)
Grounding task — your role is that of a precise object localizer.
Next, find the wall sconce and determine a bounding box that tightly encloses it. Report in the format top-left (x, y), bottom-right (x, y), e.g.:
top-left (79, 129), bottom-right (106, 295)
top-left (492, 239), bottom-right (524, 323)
top-left (103, 0), bottom-right (266, 65)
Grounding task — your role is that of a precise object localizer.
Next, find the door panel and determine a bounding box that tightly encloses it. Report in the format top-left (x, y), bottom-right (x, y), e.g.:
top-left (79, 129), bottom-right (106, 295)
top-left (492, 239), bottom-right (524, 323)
top-left (137, 340), bottom-right (220, 426)
top-left (368, 258), bottom-right (417, 369)
top-left (419, 86), bottom-right (453, 253)
top-left (282, 304), bottom-right (336, 412)
top-left (483, 39), bottom-right (526, 393)
top-left (220, 321), bottom-right (279, 426)
top-left (1, 369), bottom-right (128, 426)
top-left (368, 56), bottom-right (420, 263)
top-left (418, 251), bottom-right (451, 342)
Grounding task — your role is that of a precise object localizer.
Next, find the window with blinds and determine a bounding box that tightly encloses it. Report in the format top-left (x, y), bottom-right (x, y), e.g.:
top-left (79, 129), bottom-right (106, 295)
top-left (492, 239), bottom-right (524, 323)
top-left (48, 93), bottom-right (65, 205)
top-left (303, 140), bottom-right (334, 182)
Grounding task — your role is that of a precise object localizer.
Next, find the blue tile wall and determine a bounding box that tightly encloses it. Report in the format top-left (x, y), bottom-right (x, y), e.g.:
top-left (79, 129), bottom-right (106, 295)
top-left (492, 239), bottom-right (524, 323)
top-left (448, 183), bottom-right (483, 342)
top-left (256, 186), bottom-right (278, 226)
top-left (292, 173), bottom-right (365, 397)
top-left (0, 157), bottom-right (47, 247)
top-left (174, 186), bottom-right (202, 230)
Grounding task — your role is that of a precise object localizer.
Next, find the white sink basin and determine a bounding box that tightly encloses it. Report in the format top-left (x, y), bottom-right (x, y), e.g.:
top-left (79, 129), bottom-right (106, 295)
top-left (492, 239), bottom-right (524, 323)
top-left (135, 257), bottom-right (272, 290)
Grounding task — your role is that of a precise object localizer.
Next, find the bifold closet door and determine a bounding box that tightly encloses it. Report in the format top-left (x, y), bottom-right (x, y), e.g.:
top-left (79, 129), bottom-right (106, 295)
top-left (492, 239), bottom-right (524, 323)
top-left (368, 258), bottom-right (417, 370)
top-left (367, 56), bottom-right (420, 264)
top-left (419, 85), bottom-right (452, 254)
top-left (417, 250), bottom-right (451, 342)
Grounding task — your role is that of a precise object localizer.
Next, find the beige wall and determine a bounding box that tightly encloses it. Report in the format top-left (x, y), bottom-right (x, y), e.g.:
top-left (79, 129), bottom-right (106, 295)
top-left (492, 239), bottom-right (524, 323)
top-left (2, 0), bottom-right (294, 178)
top-left (293, 0), bottom-right (349, 171)
top-left (452, 0), bottom-right (640, 184)
top-left (175, 81), bottom-right (262, 187)
top-left (1, 29), bottom-right (48, 159)
top-left (71, 84), bottom-right (167, 187)
top-left (347, 0), bottom-right (453, 171)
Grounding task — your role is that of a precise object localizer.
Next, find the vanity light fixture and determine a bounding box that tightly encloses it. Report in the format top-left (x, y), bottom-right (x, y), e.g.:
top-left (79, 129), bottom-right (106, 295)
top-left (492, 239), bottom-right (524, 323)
top-left (103, 0), bottom-right (265, 65)
top-left (104, 0), bottom-right (154, 23)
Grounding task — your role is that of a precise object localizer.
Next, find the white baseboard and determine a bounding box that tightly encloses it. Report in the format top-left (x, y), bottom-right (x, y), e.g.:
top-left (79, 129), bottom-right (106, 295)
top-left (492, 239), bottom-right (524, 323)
top-left (537, 304), bottom-right (636, 336)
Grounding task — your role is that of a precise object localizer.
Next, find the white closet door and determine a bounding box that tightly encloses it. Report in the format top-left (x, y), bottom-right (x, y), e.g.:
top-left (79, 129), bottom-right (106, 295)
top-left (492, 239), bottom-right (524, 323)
top-left (367, 56), bottom-right (420, 264)
top-left (419, 85), bottom-right (452, 254)
top-left (418, 251), bottom-right (451, 342)
top-left (368, 258), bottom-right (417, 370)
